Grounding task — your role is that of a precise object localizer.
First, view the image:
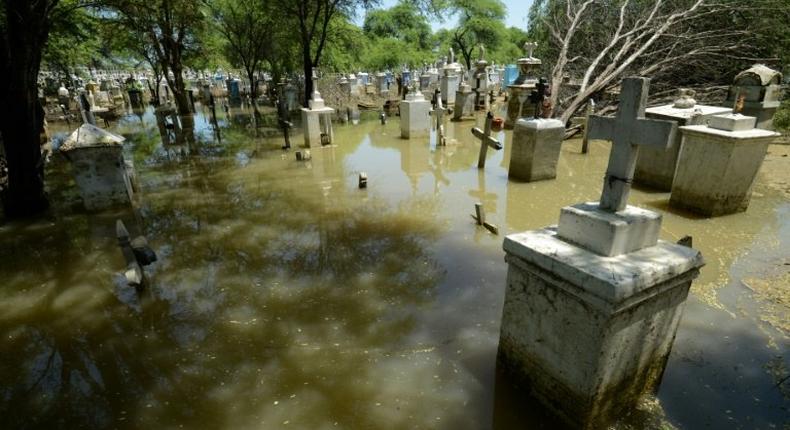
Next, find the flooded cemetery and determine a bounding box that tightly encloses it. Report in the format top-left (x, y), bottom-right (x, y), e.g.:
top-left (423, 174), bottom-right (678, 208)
top-left (1, 0), bottom-right (789, 429)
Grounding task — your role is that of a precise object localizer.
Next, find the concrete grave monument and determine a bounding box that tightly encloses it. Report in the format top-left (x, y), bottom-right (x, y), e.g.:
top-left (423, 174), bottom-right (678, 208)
top-left (440, 48), bottom-right (462, 105)
top-left (508, 78), bottom-right (565, 182)
top-left (472, 45), bottom-right (490, 111)
top-left (452, 73), bottom-right (476, 121)
top-left (498, 77), bottom-right (705, 429)
top-left (400, 81), bottom-right (431, 139)
top-left (725, 64), bottom-right (783, 130)
top-left (505, 42), bottom-right (541, 129)
top-left (60, 124), bottom-right (133, 210)
top-left (633, 89), bottom-right (732, 190)
top-left (670, 113), bottom-right (780, 216)
top-left (300, 69), bottom-right (335, 147)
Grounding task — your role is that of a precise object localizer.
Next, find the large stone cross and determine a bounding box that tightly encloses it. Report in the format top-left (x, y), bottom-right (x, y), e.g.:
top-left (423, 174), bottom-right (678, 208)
top-left (473, 112), bottom-right (502, 168)
top-left (588, 77), bottom-right (676, 212)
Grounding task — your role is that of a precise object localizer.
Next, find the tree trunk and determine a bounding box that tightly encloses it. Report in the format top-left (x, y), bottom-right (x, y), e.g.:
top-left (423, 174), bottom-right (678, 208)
top-left (302, 50), bottom-right (313, 108)
top-left (0, 1), bottom-right (53, 217)
top-left (169, 63), bottom-right (191, 116)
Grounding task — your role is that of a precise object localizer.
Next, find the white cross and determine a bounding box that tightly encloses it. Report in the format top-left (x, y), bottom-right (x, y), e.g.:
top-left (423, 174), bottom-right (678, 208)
top-left (310, 68), bottom-right (320, 100)
top-left (587, 77), bottom-right (677, 212)
top-left (472, 112), bottom-right (502, 168)
top-left (434, 89), bottom-right (447, 145)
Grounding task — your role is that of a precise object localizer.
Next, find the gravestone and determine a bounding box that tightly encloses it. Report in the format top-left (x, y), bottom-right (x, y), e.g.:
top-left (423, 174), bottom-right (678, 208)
top-left (400, 82), bottom-right (430, 139)
top-left (725, 64), bottom-right (783, 130)
top-left (670, 113), bottom-right (780, 216)
top-left (441, 48), bottom-right (462, 105)
top-left (498, 77), bottom-right (705, 429)
top-left (60, 124), bottom-right (133, 210)
top-left (472, 45), bottom-right (489, 111)
top-left (300, 69), bottom-right (335, 147)
top-left (376, 72), bottom-right (388, 96)
top-left (634, 90), bottom-right (732, 190)
top-left (505, 42), bottom-right (541, 129)
top-left (509, 81), bottom-right (565, 181)
top-left (452, 74), bottom-right (476, 121)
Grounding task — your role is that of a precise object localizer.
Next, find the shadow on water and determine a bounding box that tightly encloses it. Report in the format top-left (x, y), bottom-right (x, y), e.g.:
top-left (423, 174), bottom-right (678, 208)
top-left (0, 103), bottom-right (787, 429)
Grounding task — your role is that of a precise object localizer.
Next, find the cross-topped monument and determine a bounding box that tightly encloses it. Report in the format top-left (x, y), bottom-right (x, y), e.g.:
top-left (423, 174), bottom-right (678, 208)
top-left (587, 77), bottom-right (677, 212)
top-left (472, 112), bottom-right (502, 168)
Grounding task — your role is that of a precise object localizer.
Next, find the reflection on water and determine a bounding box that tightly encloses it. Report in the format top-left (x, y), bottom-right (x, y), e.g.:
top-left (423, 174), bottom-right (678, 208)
top-left (1, 103), bottom-right (787, 429)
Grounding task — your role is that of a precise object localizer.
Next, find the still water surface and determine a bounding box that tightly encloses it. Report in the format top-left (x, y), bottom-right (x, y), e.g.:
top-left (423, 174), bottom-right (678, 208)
top-left (0, 104), bottom-right (787, 429)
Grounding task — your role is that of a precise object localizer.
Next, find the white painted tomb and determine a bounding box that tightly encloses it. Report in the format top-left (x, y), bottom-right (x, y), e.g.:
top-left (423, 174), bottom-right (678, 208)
top-left (60, 124), bottom-right (133, 210)
top-left (452, 77), bottom-right (476, 122)
top-left (634, 91), bottom-right (732, 190)
top-left (301, 70), bottom-right (335, 147)
top-left (400, 84), bottom-right (430, 139)
top-left (498, 77), bottom-right (704, 429)
top-left (440, 48), bottom-right (462, 105)
top-left (505, 42), bottom-right (541, 129)
top-left (508, 117), bottom-right (565, 182)
top-left (670, 113), bottom-right (780, 216)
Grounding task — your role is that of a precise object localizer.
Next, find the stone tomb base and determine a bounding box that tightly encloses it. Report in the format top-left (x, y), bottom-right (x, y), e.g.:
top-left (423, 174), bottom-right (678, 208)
top-left (634, 105), bottom-right (731, 191)
top-left (68, 146), bottom-right (134, 210)
top-left (498, 227), bottom-right (703, 429)
top-left (508, 118), bottom-right (564, 182)
top-left (400, 95), bottom-right (430, 139)
top-left (670, 125), bottom-right (778, 216)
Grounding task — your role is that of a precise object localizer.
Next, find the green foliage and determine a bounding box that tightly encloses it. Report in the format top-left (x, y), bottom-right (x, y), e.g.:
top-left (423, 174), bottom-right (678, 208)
top-left (363, 2), bottom-right (433, 50)
top-left (43, 2), bottom-right (102, 78)
top-left (322, 18), bottom-right (369, 72)
top-left (775, 100), bottom-right (790, 132)
top-left (446, 0), bottom-right (508, 69)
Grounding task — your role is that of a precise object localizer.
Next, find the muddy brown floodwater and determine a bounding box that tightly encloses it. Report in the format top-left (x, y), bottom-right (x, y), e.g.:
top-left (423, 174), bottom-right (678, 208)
top-left (0, 102), bottom-right (788, 429)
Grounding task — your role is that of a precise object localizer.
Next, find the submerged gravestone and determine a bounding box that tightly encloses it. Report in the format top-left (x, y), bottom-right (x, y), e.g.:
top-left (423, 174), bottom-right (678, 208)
top-left (725, 64), bottom-right (783, 130)
top-left (301, 69), bottom-right (335, 147)
top-left (452, 74), bottom-right (476, 121)
top-left (498, 77), bottom-right (705, 429)
top-left (634, 90), bottom-right (732, 190)
top-left (400, 83), bottom-right (430, 139)
top-left (508, 82), bottom-right (565, 182)
top-left (60, 124), bottom-right (132, 210)
top-left (441, 48), bottom-right (462, 105)
top-left (670, 113), bottom-right (780, 216)
top-left (505, 42), bottom-right (541, 129)
top-left (472, 45), bottom-right (490, 111)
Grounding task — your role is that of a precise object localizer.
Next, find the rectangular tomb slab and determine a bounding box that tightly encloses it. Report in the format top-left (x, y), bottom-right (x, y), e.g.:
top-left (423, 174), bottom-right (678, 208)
top-left (499, 227), bottom-right (704, 429)
top-left (670, 124), bottom-right (779, 216)
top-left (508, 118), bottom-right (565, 182)
top-left (634, 104), bottom-right (731, 191)
top-left (400, 94), bottom-right (431, 139)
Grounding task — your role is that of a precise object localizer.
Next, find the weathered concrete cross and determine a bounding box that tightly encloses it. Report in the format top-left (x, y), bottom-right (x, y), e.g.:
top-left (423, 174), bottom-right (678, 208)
top-left (472, 112), bottom-right (502, 168)
top-left (587, 77), bottom-right (677, 211)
